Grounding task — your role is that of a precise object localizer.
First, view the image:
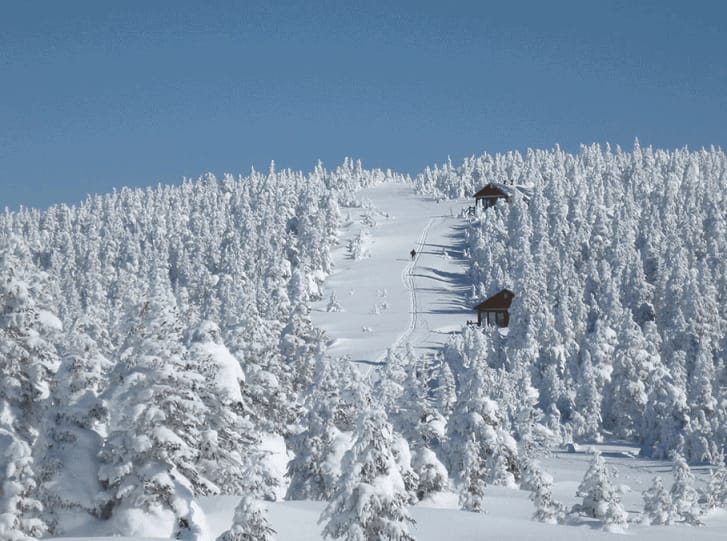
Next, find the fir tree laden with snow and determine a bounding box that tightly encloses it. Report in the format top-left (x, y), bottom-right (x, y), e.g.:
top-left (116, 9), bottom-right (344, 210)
top-left (36, 319), bottom-right (111, 532)
top-left (670, 452), bottom-right (703, 525)
top-left (217, 497), bottom-right (275, 541)
top-left (286, 356), bottom-right (359, 501)
top-left (97, 283), bottom-right (213, 536)
top-left (0, 424), bottom-right (46, 541)
top-left (319, 403), bottom-right (416, 541)
top-left (571, 451), bottom-right (628, 531)
top-left (521, 458), bottom-right (565, 524)
top-left (0, 238), bottom-right (62, 539)
top-left (445, 328), bottom-right (520, 488)
top-left (704, 452), bottom-right (727, 510)
top-left (641, 476), bottom-right (673, 526)
top-left (217, 454), bottom-right (276, 541)
top-left (458, 437), bottom-right (485, 513)
top-left (186, 320), bottom-right (260, 495)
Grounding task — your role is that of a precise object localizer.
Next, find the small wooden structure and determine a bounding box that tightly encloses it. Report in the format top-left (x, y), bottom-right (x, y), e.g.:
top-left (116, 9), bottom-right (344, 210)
top-left (473, 183), bottom-right (511, 209)
top-left (474, 289), bottom-right (514, 327)
top-left (473, 182), bottom-right (532, 209)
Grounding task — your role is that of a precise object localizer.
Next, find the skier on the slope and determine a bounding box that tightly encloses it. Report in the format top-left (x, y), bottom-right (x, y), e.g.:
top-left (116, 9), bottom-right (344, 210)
top-left (410, 249), bottom-right (416, 260)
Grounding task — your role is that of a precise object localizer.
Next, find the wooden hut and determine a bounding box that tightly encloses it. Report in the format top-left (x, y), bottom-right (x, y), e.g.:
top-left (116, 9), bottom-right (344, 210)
top-left (473, 182), bottom-right (532, 209)
top-left (474, 289), bottom-right (514, 327)
top-left (473, 183), bottom-right (511, 209)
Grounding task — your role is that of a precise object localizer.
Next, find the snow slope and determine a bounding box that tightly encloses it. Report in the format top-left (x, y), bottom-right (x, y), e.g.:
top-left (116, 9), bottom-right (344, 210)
top-left (311, 182), bottom-right (471, 369)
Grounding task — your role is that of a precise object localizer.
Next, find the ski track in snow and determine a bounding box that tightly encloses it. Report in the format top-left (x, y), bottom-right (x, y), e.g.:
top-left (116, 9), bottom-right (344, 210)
top-left (388, 216), bottom-right (434, 359)
top-left (311, 182), bottom-right (469, 374)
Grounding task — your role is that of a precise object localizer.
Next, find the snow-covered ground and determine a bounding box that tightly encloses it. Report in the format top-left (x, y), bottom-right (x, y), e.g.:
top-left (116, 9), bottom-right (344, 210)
top-left (192, 442), bottom-right (727, 541)
top-left (311, 182), bottom-right (471, 368)
top-left (50, 181), bottom-right (727, 540)
top-left (60, 460), bottom-right (727, 541)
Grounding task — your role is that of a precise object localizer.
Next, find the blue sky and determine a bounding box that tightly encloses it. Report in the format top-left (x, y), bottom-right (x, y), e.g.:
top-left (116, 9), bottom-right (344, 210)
top-left (1, 0), bottom-right (726, 210)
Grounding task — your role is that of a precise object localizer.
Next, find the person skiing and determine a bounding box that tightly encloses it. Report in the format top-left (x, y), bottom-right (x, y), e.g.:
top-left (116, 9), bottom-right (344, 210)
top-left (410, 249), bottom-right (416, 260)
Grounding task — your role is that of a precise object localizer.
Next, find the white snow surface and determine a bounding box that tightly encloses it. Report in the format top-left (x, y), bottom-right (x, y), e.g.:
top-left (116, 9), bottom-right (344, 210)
top-left (311, 182), bottom-right (471, 369)
top-left (194, 341), bottom-right (245, 403)
top-left (49, 181), bottom-right (727, 540)
top-left (38, 308), bottom-right (64, 331)
top-left (54, 446), bottom-right (727, 540)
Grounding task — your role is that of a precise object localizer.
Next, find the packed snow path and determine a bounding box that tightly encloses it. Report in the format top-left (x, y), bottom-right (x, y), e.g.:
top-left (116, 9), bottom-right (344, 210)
top-left (311, 182), bottom-right (470, 368)
top-left (394, 217), bottom-right (434, 354)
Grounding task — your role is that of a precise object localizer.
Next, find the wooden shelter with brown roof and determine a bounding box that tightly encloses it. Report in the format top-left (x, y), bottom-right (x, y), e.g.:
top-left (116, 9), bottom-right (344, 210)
top-left (473, 182), bottom-right (532, 209)
top-left (473, 183), bottom-right (511, 209)
top-left (474, 288), bottom-right (514, 327)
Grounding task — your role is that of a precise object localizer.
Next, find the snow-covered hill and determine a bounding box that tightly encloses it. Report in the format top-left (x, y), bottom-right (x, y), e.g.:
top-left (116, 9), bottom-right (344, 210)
top-left (3, 145), bottom-right (727, 540)
top-left (47, 179), bottom-right (727, 540)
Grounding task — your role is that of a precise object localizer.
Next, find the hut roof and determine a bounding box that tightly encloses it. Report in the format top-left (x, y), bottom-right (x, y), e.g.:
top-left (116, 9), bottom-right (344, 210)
top-left (473, 183), bottom-right (510, 199)
top-left (473, 182), bottom-right (532, 201)
top-left (474, 289), bottom-right (515, 311)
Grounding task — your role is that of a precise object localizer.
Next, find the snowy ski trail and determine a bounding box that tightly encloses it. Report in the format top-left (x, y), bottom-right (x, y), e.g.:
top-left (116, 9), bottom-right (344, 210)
top-left (311, 182), bottom-right (470, 370)
top-left (390, 216), bottom-right (434, 358)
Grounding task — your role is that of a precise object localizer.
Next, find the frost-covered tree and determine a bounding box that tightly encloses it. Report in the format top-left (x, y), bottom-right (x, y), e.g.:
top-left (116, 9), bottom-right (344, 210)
top-left (319, 403), bottom-right (415, 541)
top-left (446, 328), bottom-right (520, 487)
top-left (37, 319), bottom-right (111, 531)
top-left (521, 458), bottom-right (565, 524)
top-left (0, 422), bottom-right (46, 540)
top-left (458, 438), bottom-right (485, 513)
top-left (604, 317), bottom-right (653, 438)
top-left (389, 348), bottom-right (447, 501)
top-left (0, 237), bottom-right (61, 446)
top-left (570, 351), bottom-right (602, 442)
top-left (217, 455), bottom-right (276, 541)
top-left (704, 452), bottom-right (727, 510)
top-left (670, 452), bottom-right (703, 525)
top-left (640, 354), bottom-right (689, 458)
top-left (217, 496), bottom-right (275, 541)
top-left (97, 283), bottom-right (212, 536)
top-left (432, 359), bottom-right (456, 419)
top-left (286, 358), bottom-right (346, 501)
top-left (641, 476), bottom-right (672, 526)
top-left (187, 320), bottom-right (259, 494)
top-left (411, 447), bottom-right (448, 501)
top-left (0, 238), bottom-right (62, 539)
top-left (572, 451), bottom-right (628, 531)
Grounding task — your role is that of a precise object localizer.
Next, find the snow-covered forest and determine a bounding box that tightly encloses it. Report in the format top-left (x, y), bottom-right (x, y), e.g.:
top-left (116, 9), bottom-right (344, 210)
top-left (2, 143), bottom-right (727, 539)
top-left (418, 142), bottom-right (727, 462)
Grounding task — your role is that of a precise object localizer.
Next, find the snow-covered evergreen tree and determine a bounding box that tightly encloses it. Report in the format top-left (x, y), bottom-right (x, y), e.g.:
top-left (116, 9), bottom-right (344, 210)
top-left (0, 237), bottom-right (62, 539)
top-left (217, 496), bottom-right (275, 541)
top-left (217, 454), bottom-right (276, 541)
top-left (571, 451), bottom-right (628, 531)
top-left (670, 452), bottom-right (703, 525)
top-left (445, 328), bottom-right (520, 487)
top-left (0, 237), bottom-right (61, 445)
top-left (641, 476), bottom-right (673, 526)
top-left (37, 319), bottom-right (111, 531)
top-left (704, 452), bottom-right (727, 510)
top-left (286, 357), bottom-right (346, 501)
top-left (521, 458), bottom-right (565, 524)
top-left (319, 403), bottom-right (416, 541)
top-left (0, 422), bottom-right (46, 540)
top-left (97, 282), bottom-right (212, 536)
top-left (458, 437), bottom-right (485, 513)
top-left (187, 320), bottom-right (259, 495)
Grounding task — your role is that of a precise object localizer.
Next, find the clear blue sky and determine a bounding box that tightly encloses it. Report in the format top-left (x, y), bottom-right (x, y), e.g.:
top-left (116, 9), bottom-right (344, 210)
top-left (1, 0), bottom-right (726, 210)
